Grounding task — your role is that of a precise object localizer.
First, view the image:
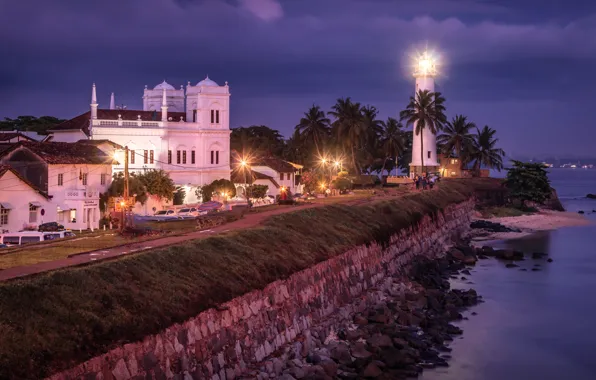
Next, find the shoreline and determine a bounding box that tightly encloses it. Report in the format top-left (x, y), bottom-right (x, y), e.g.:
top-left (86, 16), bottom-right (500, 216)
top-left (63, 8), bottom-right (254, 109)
top-left (468, 209), bottom-right (592, 244)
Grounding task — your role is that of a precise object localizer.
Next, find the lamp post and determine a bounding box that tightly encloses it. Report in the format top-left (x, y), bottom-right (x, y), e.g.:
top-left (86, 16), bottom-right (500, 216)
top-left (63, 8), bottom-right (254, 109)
top-left (240, 159), bottom-right (252, 208)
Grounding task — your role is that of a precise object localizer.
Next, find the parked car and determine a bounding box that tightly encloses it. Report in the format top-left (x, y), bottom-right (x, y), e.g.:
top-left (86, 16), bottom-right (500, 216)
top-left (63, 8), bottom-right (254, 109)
top-left (38, 222), bottom-right (65, 232)
top-left (150, 209), bottom-right (177, 221)
top-left (0, 244), bottom-right (7, 249)
top-left (43, 230), bottom-right (76, 241)
top-left (177, 207), bottom-right (199, 218)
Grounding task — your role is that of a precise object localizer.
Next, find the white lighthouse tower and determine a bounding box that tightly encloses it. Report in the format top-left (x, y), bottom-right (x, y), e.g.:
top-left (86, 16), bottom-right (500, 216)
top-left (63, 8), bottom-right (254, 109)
top-left (410, 51), bottom-right (440, 177)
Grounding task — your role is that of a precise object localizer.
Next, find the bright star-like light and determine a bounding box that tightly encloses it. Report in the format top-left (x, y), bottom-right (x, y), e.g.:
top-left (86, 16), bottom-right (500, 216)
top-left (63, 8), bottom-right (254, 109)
top-left (413, 50), bottom-right (438, 77)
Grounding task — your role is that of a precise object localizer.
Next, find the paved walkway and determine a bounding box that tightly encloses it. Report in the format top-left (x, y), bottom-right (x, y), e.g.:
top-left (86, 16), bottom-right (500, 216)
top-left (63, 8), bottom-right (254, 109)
top-left (0, 204), bottom-right (324, 282)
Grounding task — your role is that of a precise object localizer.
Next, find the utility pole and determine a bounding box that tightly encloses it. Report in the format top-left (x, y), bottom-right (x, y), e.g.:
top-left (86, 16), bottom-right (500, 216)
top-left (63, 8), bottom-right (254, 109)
top-left (121, 146), bottom-right (129, 232)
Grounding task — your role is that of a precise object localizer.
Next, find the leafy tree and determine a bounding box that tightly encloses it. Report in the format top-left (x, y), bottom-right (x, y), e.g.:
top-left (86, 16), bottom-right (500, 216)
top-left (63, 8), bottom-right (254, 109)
top-left (295, 105), bottom-right (330, 156)
top-left (437, 115), bottom-right (475, 170)
top-left (504, 161), bottom-right (552, 208)
top-left (378, 117), bottom-right (405, 178)
top-left (332, 177), bottom-right (352, 193)
top-left (329, 97), bottom-right (365, 173)
top-left (107, 172), bottom-right (148, 204)
top-left (137, 169), bottom-right (176, 201)
top-left (0, 115), bottom-right (65, 134)
top-left (173, 186), bottom-right (186, 205)
top-left (246, 184), bottom-right (268, 199)
top-left (399, 90), bottom-right (447, 174)
top-left (196, 179), bottom-right (236, 202)
top-left (300, 170), bottom-right (323, 194)
top-left (469, 125), bottom-right (505, 175)
top-left (231, 125), bottom-right (286, 158)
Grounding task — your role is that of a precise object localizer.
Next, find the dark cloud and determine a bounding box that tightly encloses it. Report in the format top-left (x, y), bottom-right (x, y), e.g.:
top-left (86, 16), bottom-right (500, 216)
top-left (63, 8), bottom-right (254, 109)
top-left (1, 0), bottom-right (596, 156)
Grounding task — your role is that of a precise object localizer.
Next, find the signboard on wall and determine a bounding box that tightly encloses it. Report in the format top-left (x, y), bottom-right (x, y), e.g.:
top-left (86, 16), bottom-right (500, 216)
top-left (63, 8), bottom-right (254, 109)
top-left (84, 200), bottom-right (99, 207)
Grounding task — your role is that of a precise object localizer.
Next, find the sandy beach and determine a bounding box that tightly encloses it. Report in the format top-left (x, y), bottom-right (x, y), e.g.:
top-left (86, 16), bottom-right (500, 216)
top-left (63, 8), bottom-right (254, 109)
top-left (470, 210), bottom-right (592, 243)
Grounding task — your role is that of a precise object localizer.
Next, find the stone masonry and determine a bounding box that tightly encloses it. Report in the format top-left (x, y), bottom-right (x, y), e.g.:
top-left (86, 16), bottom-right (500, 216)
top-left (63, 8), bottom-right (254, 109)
top-left (47, 199), bottom-right (474, 380)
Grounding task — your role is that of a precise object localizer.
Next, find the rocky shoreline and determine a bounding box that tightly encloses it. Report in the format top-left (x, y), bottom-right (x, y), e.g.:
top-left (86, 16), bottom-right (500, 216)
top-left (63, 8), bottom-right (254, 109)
top-left (243, 221), bottom-right (559, 380)
top-left (246, 252), bottom-right (482, 379)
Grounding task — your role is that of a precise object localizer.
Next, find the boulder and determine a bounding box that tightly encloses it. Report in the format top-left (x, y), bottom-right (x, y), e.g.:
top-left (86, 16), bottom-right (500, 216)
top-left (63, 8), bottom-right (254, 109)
top-left (351, 342), bottom-right (373, 359)
top-left (587, 194), bottom-right (596, 199)
top-left (532, 252), bottom-right (547, 259)
top-left (505, 263), bottom-right (519, 268)
top-left (361, 362), bottom-right (383, 378)
top-left (366, 334), bottom-right (393, 349)
top-left (462, 255), bottom-right (477, 265)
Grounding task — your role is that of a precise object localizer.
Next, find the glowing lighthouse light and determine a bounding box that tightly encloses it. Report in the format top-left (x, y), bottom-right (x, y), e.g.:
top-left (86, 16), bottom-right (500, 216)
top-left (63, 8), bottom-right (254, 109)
top-left (413, 51), bottom-right (438, 77)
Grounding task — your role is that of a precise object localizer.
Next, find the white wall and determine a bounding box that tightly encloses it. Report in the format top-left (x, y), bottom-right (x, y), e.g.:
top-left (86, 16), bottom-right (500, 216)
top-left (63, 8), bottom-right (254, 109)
top-left (0, 171), bottom-right (55, 233)
top-left (47, 164), bottom-right (112, 230)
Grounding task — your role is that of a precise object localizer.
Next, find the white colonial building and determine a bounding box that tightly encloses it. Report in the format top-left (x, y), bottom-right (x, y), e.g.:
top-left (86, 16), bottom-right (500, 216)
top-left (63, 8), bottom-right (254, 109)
top-left (0, 141), bottom-right (114, 231)
top-left (49, 77), bottom-right (232, 203)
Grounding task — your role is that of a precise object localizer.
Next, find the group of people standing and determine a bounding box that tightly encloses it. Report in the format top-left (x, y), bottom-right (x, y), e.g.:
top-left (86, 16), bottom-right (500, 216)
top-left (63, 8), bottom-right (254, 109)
top-left (414, 173), bottom-right (439, 190)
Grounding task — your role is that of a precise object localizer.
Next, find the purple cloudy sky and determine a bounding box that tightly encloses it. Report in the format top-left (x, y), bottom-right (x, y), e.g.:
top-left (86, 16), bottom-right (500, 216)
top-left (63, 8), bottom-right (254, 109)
top-left (1, 0), bottom-right (595, 158)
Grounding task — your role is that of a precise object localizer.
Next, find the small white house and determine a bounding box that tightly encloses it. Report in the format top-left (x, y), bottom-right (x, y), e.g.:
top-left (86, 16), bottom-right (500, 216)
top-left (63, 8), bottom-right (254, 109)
top-left (0, 141), bottom-right (115, 231)
top-left (232, 156), bottom-right (301, 197)
top-left (0, 165), bottom-right (53, 233)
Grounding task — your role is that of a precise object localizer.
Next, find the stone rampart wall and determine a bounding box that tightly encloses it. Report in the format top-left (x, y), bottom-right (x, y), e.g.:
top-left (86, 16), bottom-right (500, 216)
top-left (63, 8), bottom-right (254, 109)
top-left (48, 199), bottom-right (474, 380)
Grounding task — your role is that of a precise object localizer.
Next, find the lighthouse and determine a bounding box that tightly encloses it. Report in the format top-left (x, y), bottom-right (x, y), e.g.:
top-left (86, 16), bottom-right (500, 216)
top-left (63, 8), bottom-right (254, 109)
top-left (409, 51), bottom-right (440, 177)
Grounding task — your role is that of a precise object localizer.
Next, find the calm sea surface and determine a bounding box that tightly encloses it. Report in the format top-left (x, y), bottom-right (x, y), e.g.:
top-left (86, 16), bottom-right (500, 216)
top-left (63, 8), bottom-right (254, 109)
top-left (422, 169), bottom-right (596, 380)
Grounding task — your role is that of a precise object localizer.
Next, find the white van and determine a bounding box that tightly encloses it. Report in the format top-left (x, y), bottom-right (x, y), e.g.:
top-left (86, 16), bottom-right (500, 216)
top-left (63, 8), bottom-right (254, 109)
top-left (0, 230), bottom-right (75, 246)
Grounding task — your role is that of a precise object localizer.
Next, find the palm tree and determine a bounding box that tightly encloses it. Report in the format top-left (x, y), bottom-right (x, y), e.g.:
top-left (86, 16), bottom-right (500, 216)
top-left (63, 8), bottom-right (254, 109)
top-left (329, 97), bottom-right (365, 173)
top-left (379, 117), bottom-right (405, 178)
top-left (437, 115), bottom-right (476, 170)
top-left (469, 125), bottom-right (505, 175)
top-left (295, 105), bottom-right (330, 156)
top-left (399, 89), bottom-right (447, 174)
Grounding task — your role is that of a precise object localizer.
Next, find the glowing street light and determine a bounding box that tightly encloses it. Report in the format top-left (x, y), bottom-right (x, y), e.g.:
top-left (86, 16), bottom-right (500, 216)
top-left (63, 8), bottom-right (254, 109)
top-left (240, 160), bottom-right (247, 167)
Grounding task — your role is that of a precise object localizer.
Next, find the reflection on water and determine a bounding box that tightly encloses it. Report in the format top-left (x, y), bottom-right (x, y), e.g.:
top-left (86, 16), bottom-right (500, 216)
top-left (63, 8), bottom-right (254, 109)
top-left (421, 224), bottom-right (596, 380)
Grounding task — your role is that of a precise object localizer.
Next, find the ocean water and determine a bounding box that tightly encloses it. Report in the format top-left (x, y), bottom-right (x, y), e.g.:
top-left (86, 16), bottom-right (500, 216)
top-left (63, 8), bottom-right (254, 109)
top-left (422, 169), bottom-right (596, 380)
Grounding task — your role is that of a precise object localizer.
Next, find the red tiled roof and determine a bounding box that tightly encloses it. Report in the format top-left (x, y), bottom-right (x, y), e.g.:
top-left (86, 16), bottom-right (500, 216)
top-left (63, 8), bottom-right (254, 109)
top-left (253, 157), bottom-right (296, 173)
top-left (76, 139), bottom-right (123, 149)
top-left (0, 132), bottom-right (36, 142)
top-left (49, 109), bottom-right (187, 136)
top-left (0, 164), bottom-right (50, 199)
top-left (0, 141), bottom-right (116, 165)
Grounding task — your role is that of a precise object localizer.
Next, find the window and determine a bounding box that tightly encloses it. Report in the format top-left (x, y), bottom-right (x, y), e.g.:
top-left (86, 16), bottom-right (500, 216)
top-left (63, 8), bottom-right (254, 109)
top-left (0, 206), bottom-right (8, 225)
top-left (82, 173), bottom-right (88, 186)
top-left (216, 151), bottom-right (219, 164)
top-left (29, 204), bottom-right (37, 223)
top-left (150, 150), bottom-right (154, 164)
top-left (130, 150), bottom-right (135, 164)
top-left (280, 173), bottom-right (284, 180)
top-left (57, 173), bottom-right (64, 186)
top-left (182, 151), bottom-right (187, 164)
top-left (168, 150), bottom-right (172, 164)
top-left (57, 211), bottom-right (64, 222)
top-left (144, 150), bottom-right (148, 164)
top-left (210, 150), bottom-right (214, 164)
top-left (193, 110), bottom-right (197, 123)
top-left (21, 236), bottom-right (40, 244)
top-left (100, 173), bottom-right (107, 185)
top-left (216, 110), bottom-right (220, 124)
top-left (450, 159), bottom-right (458, 165)
top-left (191, 150), bottom-right (195, 164)
top-left (427, 151), bottom-right (431, 159)
top-left (70, 209), bottom-right (77, 223)
top-left (210, 110), bottom-right (215, 123)
top-left (176, 150), bottom-right (181, 164)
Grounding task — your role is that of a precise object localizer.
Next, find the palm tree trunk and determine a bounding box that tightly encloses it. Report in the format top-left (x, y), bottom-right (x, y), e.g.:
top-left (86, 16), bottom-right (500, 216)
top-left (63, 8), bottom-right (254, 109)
top-left (456, 140), bottom-right (463, 171)
top-left (351, 144), bottom-right (358, 174)
top-left (420, 132), bottom-right (425, 175)
top-left (380, 157), bottom-right (388, 187)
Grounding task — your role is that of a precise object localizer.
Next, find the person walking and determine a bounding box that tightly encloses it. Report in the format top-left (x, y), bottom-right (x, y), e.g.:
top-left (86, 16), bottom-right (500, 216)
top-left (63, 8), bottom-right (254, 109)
top-left (415, 175), bottom-right (420, 190)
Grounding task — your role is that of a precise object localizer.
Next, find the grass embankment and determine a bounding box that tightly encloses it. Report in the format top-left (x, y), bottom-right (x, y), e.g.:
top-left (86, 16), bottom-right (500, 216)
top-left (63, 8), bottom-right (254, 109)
top-left (478, 206), bottom-right (536, 218)
top-left (0, 179), bottom-right (500, 379)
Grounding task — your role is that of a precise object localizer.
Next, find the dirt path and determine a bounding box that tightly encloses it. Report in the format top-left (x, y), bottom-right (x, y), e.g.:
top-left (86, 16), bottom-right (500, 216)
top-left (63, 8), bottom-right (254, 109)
top-left (0, 203), bottom-right (324, 282)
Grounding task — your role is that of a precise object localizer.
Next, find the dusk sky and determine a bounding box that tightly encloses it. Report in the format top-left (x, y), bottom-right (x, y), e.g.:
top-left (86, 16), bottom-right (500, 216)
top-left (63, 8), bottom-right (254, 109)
top-left (1, 0), bottom-right (595, 158)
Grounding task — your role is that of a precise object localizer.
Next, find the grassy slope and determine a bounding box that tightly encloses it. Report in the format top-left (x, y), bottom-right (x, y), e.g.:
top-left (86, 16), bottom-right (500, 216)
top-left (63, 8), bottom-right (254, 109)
top-left (0, 179), bottom-right (500, 379)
